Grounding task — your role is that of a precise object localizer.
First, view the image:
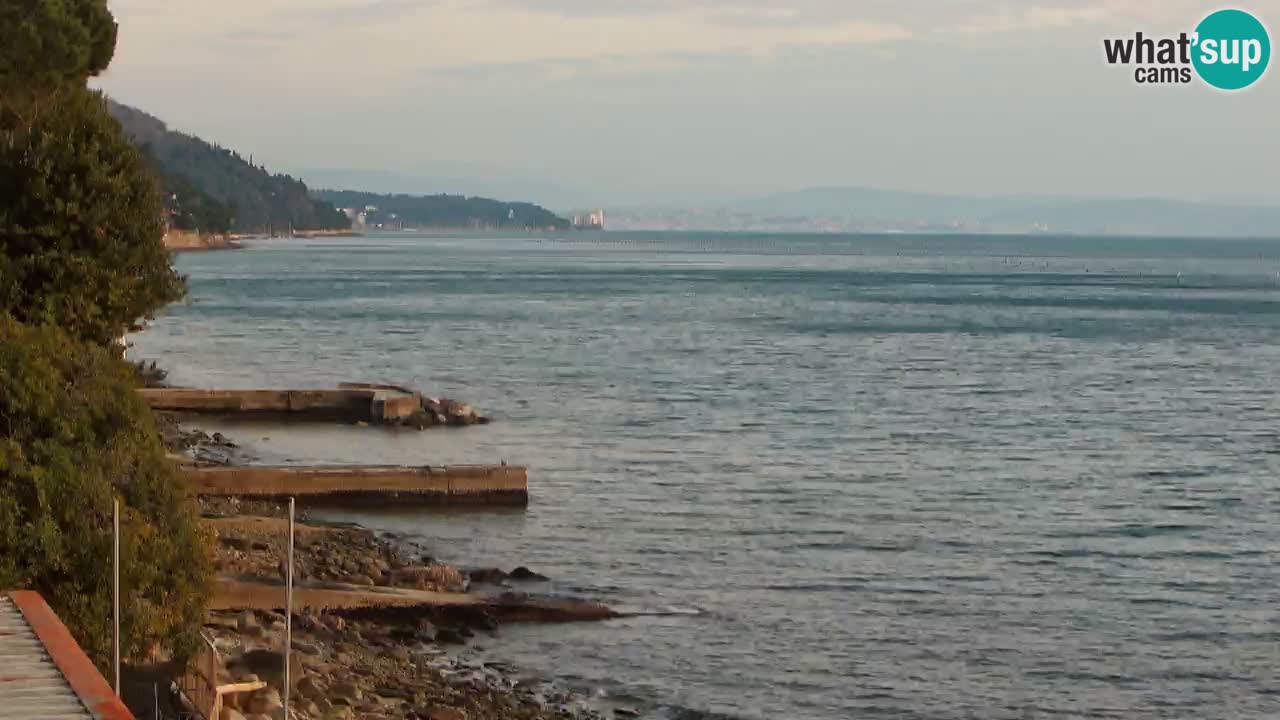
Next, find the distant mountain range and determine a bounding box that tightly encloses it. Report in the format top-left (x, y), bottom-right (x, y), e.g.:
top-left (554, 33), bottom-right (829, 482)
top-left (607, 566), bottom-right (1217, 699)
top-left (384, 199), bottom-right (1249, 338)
top-left (124, 121), bottom-right (1277, 238)
top-left (599, 187), bottom-right (1280, 237)
top-left (729, 187), bottom-right (1280, 237)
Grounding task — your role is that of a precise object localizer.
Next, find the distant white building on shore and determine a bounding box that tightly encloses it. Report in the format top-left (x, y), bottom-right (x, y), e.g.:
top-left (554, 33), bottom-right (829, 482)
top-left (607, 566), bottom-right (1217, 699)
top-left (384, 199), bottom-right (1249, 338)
top-left (572, 209), bottom-right (605, 229)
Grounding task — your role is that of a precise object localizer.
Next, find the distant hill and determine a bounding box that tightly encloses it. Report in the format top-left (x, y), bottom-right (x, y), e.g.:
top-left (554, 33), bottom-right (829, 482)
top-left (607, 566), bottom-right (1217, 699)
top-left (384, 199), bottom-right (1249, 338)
top-left (733, 186), bottom-right (1280, 237)
top-left (108, 101), bottom-right (349, 234)
top-left (313, 190), bottom-right (569, 231)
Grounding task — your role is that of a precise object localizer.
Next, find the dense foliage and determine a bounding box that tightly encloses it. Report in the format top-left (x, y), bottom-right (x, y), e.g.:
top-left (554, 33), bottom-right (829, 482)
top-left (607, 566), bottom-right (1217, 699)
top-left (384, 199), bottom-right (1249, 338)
top-left (0, 0), bottom-right (117, 87)
top-left (109, 101), bottom-right (351, 233)
top-left (0, 85), bottom-right (184, 345)
top-left (140, 144), bottom-right (235, 234)
top-left (0, 0), bottom-right (213, 673)
top-left (314, 189), bottom-right (570, 230)
top-left (0, 318), bottom-right (212, 667)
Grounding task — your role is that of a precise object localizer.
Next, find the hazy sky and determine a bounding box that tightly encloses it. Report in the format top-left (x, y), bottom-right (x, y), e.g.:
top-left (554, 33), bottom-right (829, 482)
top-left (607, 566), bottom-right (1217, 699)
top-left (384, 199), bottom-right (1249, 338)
top-left (96, 0), bottom-right (1280, 205)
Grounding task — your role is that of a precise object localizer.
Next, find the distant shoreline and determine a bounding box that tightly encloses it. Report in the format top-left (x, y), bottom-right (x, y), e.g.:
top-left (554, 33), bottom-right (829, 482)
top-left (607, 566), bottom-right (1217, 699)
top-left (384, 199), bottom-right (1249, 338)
top-left (163, 230), bottom-right (243, 252)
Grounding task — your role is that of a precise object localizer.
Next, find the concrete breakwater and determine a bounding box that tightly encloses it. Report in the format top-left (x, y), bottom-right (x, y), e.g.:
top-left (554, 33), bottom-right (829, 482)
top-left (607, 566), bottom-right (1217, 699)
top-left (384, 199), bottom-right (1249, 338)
top-left (139, 383), bottom-right (489, 427)
top-left (183, 464), bottom-right (529, 506)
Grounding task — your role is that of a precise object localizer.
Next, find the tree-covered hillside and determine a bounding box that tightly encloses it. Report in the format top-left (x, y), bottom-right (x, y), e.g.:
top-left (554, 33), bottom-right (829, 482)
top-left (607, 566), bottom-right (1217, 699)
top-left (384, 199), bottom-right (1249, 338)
top-left (314, 189), bottom-right (569, 231)
top-left (108, 101), bottom-right (349, 234)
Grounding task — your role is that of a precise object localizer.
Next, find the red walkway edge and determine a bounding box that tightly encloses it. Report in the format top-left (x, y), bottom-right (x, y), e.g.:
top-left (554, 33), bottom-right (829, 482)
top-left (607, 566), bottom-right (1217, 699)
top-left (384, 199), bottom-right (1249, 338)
top-left (7, 590), bottom-right (135, 720)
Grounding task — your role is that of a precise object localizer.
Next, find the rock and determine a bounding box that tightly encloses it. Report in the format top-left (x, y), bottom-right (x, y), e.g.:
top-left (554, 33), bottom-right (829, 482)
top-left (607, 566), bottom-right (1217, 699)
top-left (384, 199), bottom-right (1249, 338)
top-left (331, 681), bottom-right (363, 705)
top-left (392, 564), bottom-right (465, 592)
top-left (434, 628), bottom-right (466, 645)
top-left (292, 639), bottom-right (322, 656)
top-left (361, 560), bottom-right (385, 581)
top-left (236, 611), bottom-right (264, 638)
top-left (220, 708), bottom-right (247, 720)
top-left (467, 568), bottom-right (507, 584)
top-left (425, 706), bottom-right (468, 720)
top-left (614, 710), bottom-right (641, 718)
top-left (403, 410), bottom-right (434, 429)
top-left (238, 649), bottom-right (302, 687)
top-left (247, 688), bottom-right (282, 715)
top-left (349, 574), bottom-right (375, 586)
top-left (297, 674), bottom-right (327, 699)
top-left (324, 708), bottom-right (353, 720)
top-left (509, 566), bottom-right (549, 581)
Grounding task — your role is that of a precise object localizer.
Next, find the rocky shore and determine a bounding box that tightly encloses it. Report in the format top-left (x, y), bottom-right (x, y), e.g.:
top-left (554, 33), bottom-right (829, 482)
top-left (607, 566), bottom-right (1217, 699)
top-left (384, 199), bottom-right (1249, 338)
top-left (163, 417), bottom-right (617, 720)
top-left (202, 502), bottom-right (605, 720)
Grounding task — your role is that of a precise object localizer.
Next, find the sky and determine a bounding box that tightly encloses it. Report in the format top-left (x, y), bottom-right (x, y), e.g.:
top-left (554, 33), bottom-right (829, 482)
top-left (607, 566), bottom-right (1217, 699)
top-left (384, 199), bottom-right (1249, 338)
top-left (96, 0), bottom-right (1280, 207)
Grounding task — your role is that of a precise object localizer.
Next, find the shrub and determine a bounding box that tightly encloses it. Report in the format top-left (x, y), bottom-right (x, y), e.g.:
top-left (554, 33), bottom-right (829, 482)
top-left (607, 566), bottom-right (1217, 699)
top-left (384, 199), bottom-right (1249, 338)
top-left (0, 317), bottom-right (212, 668)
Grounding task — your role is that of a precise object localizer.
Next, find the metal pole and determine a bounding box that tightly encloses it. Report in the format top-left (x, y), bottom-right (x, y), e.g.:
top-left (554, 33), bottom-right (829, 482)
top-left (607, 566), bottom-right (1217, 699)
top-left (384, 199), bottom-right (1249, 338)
top-left (113, 498), bottom-right (121, 696)
top-left (283, 497), bottom-right (294, 716)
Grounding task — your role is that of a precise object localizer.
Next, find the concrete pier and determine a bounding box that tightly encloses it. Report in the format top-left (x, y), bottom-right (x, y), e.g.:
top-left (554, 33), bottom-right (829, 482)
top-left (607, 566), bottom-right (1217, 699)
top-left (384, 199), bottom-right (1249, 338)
top-left (182, 464), bottom-right (528, 506)
top-left (138, 386), bottom-right (420, 423)
top-left (139, 384), bottom-right (488, 427)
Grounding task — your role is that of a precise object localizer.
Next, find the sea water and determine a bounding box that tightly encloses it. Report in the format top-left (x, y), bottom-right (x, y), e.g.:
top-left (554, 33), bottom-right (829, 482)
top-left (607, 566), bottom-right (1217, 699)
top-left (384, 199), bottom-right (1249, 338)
top-left (132, 232), bottom-right (1280, 719)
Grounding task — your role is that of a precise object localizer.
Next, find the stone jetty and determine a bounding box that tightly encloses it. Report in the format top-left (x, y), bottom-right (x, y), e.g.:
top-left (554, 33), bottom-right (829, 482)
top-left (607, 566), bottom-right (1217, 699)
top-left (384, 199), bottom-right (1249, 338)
top-left (139, 382), bottom-right (489, 427)
top-left (183, 464), bottom-right (529, 506)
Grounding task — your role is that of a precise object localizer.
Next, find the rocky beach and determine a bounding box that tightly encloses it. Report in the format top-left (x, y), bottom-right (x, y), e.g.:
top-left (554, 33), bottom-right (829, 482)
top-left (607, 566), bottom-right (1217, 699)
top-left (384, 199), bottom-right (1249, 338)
top-left (156, 411), bottom-right (621, 720)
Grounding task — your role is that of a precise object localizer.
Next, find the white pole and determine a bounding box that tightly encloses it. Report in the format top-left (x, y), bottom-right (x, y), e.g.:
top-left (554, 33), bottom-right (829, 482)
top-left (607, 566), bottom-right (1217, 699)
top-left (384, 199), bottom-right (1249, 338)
top-left (283, 497), bottom-right (294, 716)
top-left (113, 498), bottom-right (121, 696)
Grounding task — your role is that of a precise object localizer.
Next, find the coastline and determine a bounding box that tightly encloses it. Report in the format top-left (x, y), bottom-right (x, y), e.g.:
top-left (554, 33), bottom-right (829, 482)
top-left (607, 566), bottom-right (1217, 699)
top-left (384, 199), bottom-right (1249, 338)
top-left (158, 413), bottom-right (624, 720)
top-left (163, 229), bottom-right (244, 252)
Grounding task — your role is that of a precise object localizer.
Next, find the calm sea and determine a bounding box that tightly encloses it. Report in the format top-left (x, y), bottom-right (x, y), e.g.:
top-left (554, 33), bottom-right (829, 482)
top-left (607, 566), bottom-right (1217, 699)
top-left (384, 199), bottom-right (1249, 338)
top-left (131, 232), bottom-right (1280, 720)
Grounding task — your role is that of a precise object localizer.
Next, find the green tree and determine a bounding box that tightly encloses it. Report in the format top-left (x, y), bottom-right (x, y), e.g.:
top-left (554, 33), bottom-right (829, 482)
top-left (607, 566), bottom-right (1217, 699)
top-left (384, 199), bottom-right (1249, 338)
top-left (0, 85), bottom-right (184, 345)
top-left (0, 317), bottom-right (212, 667)
top-left (0, 0), bottom-right (118, 87)
top-left (0, 0), bottom-right (210, 672)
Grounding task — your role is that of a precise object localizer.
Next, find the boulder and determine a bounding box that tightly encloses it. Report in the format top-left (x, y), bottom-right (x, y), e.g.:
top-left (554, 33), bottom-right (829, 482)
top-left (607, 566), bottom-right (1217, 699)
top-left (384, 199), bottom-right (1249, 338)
top-left (220, 707), bottom-right (247, 720)
top-left (467, 567), bottom-right (507, 584)
top-left (238, 649), bottom-right (303, 687)
top-left (247, 688), bottom-right (282, 716)
top-left (509, 566), bottom-right (548, 581)
top-left (331, 681), bottom-right (363, 705)
top-left (296, 674), bottom-right (327, 699)
top-left (292, 639), bottom-right (323, 656)
top-left (236, 610), bottom-right (259, 633)
top-left (325, 706), bottom-right (353, 720)
top-left (392, 564), bottom-right (465, 593)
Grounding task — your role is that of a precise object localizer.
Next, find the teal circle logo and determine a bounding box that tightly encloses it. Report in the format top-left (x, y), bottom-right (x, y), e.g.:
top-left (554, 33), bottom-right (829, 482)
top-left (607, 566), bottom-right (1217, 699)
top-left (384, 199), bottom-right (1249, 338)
top-left (1192, 9), bottom-right (1270, 90)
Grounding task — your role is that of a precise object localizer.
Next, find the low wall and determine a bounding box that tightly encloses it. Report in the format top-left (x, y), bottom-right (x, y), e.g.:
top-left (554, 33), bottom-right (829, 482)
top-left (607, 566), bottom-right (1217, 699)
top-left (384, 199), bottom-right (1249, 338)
top-left (183, 464), bottom-right (528, 506)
